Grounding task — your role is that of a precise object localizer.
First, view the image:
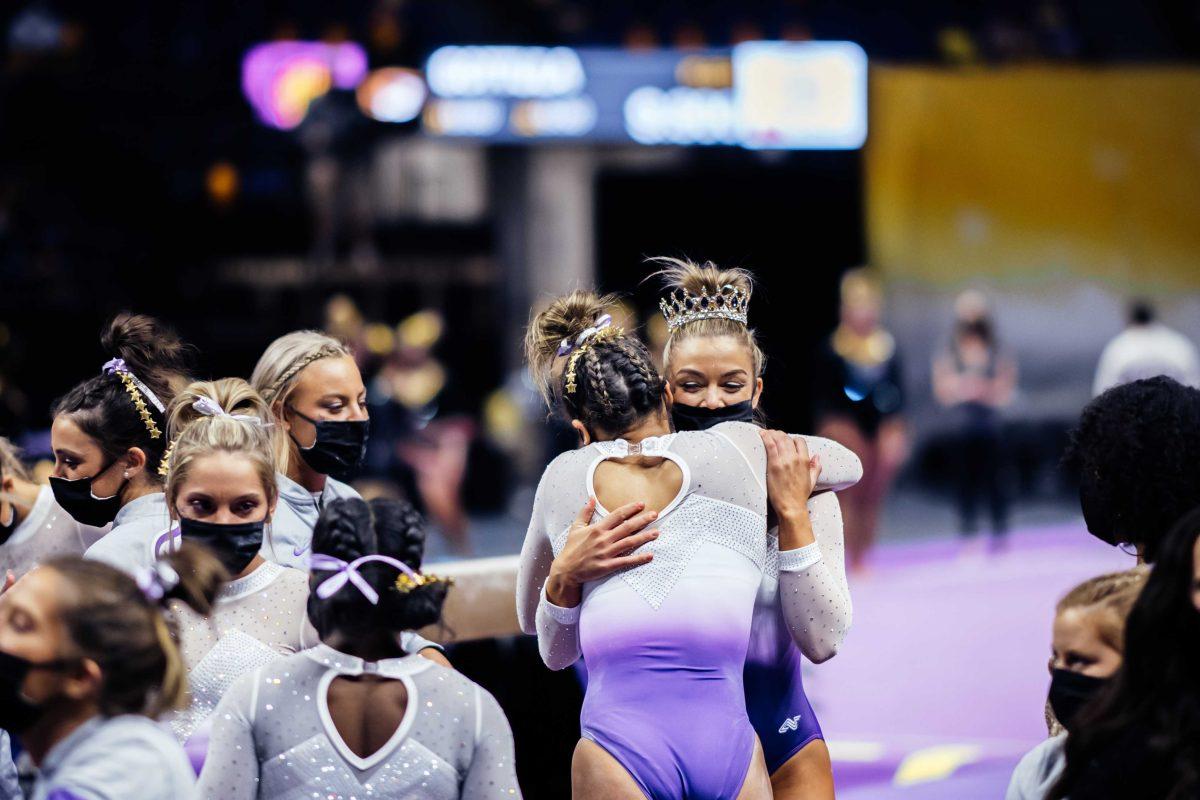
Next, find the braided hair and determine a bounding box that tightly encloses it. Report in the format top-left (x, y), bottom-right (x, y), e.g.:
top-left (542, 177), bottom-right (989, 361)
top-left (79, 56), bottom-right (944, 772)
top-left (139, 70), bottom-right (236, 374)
top-left (307, 497), bottom-right (448, 639)
top-left (525, 290), bottom-right (666, 437)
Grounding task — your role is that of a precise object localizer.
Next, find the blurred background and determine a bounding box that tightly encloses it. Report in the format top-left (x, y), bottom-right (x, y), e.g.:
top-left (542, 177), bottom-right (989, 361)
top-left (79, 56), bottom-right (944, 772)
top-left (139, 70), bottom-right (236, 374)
top-left (0, 1), bottom-right (1197, 797)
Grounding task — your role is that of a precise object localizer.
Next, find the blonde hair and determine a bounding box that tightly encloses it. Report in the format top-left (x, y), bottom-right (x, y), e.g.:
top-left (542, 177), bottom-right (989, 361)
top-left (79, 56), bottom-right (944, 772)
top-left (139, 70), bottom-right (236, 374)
top-left (163, 378), bottom-right (279, 514)
top-left (0, 437), bottom-right (31, 483)
top-left (249, 330), bottom-right (352, 473)
top-left (652, 257), bottom-right (765, 380)
top-left (1057, 567), bottom-right (1149, 654)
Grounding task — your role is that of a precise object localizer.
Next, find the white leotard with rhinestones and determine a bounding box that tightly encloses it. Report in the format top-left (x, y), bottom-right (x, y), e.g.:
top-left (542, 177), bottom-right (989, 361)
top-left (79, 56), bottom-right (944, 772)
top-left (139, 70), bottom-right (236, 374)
top-left (170, 561), bottom-right (314, 744)
top-left (0, 486), bottom-right (106, 578)
top-left (517, 426), bottom-right (858, 668)
top-left (196, 644), bottom-right (521, 799)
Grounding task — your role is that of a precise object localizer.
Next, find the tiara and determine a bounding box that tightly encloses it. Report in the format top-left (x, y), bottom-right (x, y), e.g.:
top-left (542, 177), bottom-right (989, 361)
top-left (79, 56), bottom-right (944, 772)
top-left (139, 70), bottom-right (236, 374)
top-left (659, 284), bottom-right (749, 332)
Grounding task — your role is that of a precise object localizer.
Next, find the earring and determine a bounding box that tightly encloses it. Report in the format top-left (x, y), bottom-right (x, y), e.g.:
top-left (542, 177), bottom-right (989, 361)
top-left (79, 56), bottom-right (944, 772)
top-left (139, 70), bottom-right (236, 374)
top-left (123, 471), bottom-right (130, 479)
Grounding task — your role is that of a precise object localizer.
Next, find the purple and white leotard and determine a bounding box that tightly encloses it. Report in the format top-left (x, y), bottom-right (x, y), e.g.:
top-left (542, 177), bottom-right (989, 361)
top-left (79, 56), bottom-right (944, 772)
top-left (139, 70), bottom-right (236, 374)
top-left (746, 435), bottom-right (859, 773)
top-left (518, 421), bottom-right (771, 799)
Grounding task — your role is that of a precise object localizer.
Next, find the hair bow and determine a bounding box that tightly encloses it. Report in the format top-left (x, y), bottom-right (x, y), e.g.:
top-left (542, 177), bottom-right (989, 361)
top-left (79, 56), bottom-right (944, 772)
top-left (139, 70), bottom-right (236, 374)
top-left (556, 314), bottom-right (613, 357)
top-left (101, 357), bottom-right (166, 414)
top-left (192, 397), bottom-right (268, 425)
top-left (135, 561), bottom-right (180, 602)
top-left (308, 553), bottom-right (422, 605)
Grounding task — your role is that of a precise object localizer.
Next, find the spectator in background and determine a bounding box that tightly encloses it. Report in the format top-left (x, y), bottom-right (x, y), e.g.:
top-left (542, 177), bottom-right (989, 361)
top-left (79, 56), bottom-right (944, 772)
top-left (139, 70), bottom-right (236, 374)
top-left (1048, 509), bottom-right (1200, 799)
top-left (816, 269), bottom-right (908, 572)
top-left (1063, 376), bottom-right (1200, 564)
top-left (933, 291), bottom-right (1017, 546)
top-left (1093, 300), bottom-right (1200, 396)
top-left (1005, 567), bottom-right (1147, 799)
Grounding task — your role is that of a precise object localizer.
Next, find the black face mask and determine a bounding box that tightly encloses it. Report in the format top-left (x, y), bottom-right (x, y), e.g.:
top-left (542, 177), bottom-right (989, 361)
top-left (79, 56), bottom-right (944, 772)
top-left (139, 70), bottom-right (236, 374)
top-left (49, 460), bottom-right (128, 527)
top-left (178, 517), bottom-right (265, 575)
top-left (1079, 479), bottom-right (1121, 548)
top-left (671, 399), bottom-right (755, 432)
top-left (1048, 668), bottom-right (1108, 731)
top-left (287, 407), bottom-right (369, 481)
top-left (0, 649), bottom-right (76, 734)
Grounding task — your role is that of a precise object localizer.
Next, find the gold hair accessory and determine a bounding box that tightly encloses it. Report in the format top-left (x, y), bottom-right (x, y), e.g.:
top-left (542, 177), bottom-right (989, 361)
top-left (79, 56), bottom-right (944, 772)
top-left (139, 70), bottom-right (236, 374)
top-left (659, 283), bottom-right (749, 332)
top-left (102, 358), bottom-right (164, 440)
top-left (157, 434), bottom-right (180, 479)
top-left (561, 315), bottom-right (624, 395)
top-left (394, 572), bottom-right (454, 594)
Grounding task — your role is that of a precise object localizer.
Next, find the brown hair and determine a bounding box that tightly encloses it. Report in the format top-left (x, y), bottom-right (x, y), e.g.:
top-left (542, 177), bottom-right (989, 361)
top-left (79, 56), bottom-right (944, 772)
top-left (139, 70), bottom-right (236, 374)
top-left (163, 378), bottom-right (280, 514)
top-left (43, 544), bottom-right (226, 718)
top-left (652, 257), bottom-right (765, 380)
top-left (52, 313), bottom-right (193, 483)
top-left (524, 290), bottom-right (665, 435)
top-left (1056, 566), bottom-right (1149, 653)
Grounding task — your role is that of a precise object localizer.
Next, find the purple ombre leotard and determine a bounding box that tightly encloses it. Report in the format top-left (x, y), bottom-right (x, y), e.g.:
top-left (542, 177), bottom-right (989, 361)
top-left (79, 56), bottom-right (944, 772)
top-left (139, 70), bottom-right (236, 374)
top-left (518, 421), bottom-right (771, 799)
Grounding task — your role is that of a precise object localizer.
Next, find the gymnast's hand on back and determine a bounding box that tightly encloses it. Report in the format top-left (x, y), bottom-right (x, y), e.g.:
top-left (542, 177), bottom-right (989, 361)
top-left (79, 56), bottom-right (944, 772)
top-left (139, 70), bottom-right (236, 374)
top-left (545, 498), bottom-right (659, 608)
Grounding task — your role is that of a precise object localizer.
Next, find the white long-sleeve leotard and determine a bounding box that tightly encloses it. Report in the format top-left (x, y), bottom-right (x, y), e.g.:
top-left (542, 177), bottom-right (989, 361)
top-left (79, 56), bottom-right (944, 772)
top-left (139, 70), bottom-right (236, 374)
top-left (1, 485), bottom-right (106, 579)
top-left (517, 430), bottom-right (858, 667)
top-left (196, 644), bottom-right (521, 799)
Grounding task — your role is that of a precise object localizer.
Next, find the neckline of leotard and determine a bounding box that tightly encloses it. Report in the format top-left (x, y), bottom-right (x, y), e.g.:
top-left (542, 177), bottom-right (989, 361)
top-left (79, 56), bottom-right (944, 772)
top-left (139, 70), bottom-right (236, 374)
top-left (304, 643), bottom-right (433, 678)
top-left (586, 435), bottom-right (692, 519)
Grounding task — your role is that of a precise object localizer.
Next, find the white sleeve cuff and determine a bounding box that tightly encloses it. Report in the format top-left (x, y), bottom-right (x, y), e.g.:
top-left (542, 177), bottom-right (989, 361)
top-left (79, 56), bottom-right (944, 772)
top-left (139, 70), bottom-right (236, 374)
top-left (778, 542), bottom-right (823, 573)
top-left (540, 584), bottom-right (582, 625)
top-left (399, 631), bottom-right (444, 654)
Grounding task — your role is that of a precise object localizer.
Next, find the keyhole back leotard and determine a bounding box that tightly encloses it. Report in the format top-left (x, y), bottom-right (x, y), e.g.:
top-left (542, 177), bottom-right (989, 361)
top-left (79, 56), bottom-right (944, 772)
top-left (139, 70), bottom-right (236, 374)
top-left (522, 421), bottom-right (770, 800)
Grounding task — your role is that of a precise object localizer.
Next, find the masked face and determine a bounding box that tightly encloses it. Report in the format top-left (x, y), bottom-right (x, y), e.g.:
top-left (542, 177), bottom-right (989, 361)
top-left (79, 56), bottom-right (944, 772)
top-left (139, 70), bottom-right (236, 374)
top-left (50, 415), bottom-right (132, 527)
top-left (1079, 475), bottom-right (1121, 548)
top-left (666, 335), bottom-right (762, 432)
top-left (671, 400), bottom-right (755, 431)
top-left (0, 567), bottom-right (84, 734)
top-left (0, 649), bottom-right (76, 733)
top-left (1047, 668), bottom-right (1108, 731)
top-left (287, 408), bottom-right (369, 480)
top-left (173, 452), bottom-right (273, 576)
top-left (48, 461), bottom-right (127, 528)
top-left (178, 518), bottom-right (264, 575)
top-left (282, 355), bottom-right (370, 481)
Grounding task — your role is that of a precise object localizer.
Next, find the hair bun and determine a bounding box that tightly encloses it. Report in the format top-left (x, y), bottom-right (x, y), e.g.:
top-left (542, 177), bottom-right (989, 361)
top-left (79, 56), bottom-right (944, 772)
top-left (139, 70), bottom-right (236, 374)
top-left (650, 256), bottom-right (754, 299)
top-left (101, 313), bottom-right (193, 405)
top-left (524, 290), bottom-right (620, 405)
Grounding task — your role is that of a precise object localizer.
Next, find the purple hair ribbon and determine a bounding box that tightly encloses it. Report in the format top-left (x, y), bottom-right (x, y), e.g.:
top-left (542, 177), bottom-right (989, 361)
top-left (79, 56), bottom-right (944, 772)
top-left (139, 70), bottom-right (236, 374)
top-left (102, 357), bottom-right (166, 413)
top-left (308, 553), bottom-right (421, 605)
top-left (135, 561), bottom-right (180, 602)
top-left (555, 313), bottom-right (613, 357)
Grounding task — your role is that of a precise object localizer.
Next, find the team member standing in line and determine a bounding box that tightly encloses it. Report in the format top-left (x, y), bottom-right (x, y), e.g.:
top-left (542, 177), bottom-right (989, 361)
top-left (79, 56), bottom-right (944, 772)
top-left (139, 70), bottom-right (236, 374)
top-left (198, 497), bottom-right (520, 799)
top-left (0, 438), bottom-right (106, 579)
top-left (53, 313), bottom-right (192, 573)
top-left (250, 331), bottom-right (368, 567)
top-left (0, 546), bottom-right (221, 799)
